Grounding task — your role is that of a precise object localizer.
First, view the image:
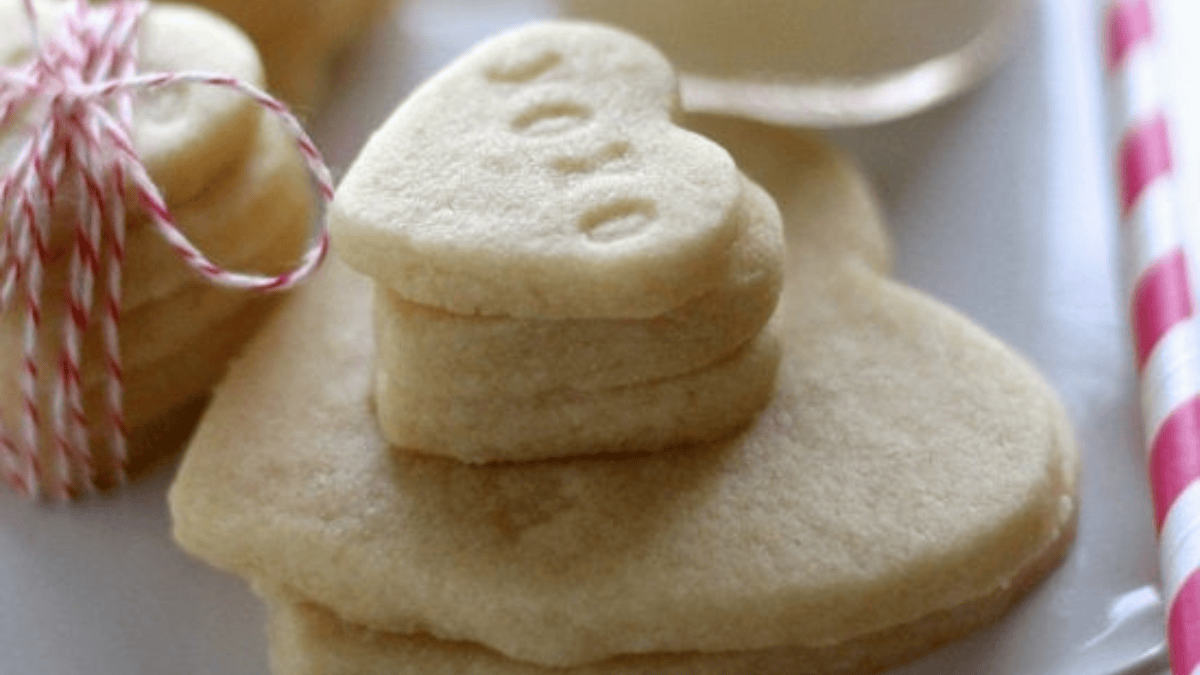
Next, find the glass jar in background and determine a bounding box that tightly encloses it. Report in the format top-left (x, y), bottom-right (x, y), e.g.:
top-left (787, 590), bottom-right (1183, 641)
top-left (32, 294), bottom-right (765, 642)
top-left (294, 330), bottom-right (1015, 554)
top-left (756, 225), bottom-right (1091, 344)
top-left (557, 0), bottom-right (1030, 126)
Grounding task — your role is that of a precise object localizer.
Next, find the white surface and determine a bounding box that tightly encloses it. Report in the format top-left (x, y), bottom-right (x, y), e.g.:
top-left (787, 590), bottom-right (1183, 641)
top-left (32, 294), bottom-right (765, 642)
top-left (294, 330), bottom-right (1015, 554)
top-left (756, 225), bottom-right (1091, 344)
top-left (0, 0), bottom-right (1172, 673)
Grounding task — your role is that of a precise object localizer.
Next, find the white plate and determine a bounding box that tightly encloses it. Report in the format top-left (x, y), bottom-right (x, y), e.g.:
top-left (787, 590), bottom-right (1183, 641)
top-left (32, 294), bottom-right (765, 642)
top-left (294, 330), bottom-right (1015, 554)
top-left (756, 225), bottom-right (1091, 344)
top-left (0, 0), bottom-right (1171, 673)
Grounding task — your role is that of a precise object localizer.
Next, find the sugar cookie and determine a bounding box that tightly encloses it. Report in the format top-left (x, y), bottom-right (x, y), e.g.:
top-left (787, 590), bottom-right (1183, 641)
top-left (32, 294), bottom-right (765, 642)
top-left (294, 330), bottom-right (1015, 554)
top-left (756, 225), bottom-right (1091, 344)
top-left (125, 114), bottom-right (312, 309)
top-left (15, 112), bottom-right (311, 391)
top-left (372, 177), bottom-right (782, 399)
top-left (170, 117), bottom-right (1077, 673)
top-left (376, 326), bottom-right (781, 462)
top-left (332, 22), bottom-right (744, 320)
top-left (38, 111), bottom-right (312, 316)
top-left (343, 23), bottom-right (783, 460)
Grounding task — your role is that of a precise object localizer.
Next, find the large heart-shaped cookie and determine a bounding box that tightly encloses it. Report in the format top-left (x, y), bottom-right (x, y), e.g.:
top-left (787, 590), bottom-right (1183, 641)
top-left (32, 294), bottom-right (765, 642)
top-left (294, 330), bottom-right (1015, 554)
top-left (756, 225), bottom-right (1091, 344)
top-left (170, 117), bottom-right (1077, 673)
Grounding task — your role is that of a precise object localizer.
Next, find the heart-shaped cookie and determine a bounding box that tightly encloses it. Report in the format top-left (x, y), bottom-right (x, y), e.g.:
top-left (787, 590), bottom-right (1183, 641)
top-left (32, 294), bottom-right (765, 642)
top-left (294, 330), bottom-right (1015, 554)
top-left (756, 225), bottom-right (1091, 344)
top-left (332, 22), bottom-right (745, 319)
top-left (345, 22), bottom-right (784, 461)
top-left (370, 176), bottom-right (783, 461)
top-left (170, 117), bottom-right (1077, 673)
top-left (375, 325), bottom-right (782, 462)
top-left (372, 177), bottom-right (783, 400)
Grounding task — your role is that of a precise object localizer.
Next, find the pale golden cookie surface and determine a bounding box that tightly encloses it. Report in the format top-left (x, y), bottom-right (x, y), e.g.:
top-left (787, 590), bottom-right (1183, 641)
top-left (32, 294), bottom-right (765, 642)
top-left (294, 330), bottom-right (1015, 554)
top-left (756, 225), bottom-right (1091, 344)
top-left (170, 119), bottom-right (1078, 669)
top-left (115, 112), bottom-right (313, 311)
top-left (372, 177), bottom-right (783, 399)
top-left (261, 539), bottom-right (1074, 675)
top-left (375, 325), bottom-right (781, 462)
top-left (332, 22), bottom-right (745, 319)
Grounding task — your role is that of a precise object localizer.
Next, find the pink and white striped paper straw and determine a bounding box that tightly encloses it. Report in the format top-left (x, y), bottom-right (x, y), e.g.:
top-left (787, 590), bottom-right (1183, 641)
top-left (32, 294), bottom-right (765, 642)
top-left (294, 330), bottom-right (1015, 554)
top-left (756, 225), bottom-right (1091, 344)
top-left (1104, 0), bottom-right (1200, 672)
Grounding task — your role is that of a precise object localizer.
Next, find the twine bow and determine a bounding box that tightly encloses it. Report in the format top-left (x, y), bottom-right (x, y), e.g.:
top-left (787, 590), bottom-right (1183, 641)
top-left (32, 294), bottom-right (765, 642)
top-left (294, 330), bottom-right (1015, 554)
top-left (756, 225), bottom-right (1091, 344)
top-left (0, 0), bottom-right (333, 499)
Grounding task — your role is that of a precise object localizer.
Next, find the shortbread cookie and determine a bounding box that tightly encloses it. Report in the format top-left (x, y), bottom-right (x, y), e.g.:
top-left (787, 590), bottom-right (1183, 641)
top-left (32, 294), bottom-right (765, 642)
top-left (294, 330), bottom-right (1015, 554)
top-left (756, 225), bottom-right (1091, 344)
top-left (262, 531), bottom-right (1073, 675)
top-left (23, 112), bottom-right (311, 388)
top-left (376, 326), bottom-right (781, 462)
top-left (373, 177), bottom-right (782, 399)
top-left (8, 116), bottom-right (311, 473)
top-left (0, 0), bottom-right (266, 207)
top-left (107, 209), bottom-right (308, 374)
top-left (359, 24), bottom-right (783, 461)
top-left (332, 22), bottom-right (744, 320)
top-left (0, 292), bottom-right (282, 481)
top-left (60, 111), bottom-right (312, 314)
top-left (170, 119), bottom-right (1078, 671)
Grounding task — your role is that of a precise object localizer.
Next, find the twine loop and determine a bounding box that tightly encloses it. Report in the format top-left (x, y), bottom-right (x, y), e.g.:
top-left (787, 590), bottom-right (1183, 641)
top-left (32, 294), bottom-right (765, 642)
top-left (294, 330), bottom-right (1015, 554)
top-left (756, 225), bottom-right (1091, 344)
top-left (0, 0), bottom-right (333, 499)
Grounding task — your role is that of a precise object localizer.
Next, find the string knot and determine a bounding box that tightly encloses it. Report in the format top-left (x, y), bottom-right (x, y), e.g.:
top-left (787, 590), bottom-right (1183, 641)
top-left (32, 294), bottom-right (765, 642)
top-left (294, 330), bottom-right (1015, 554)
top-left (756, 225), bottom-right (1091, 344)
top-left (0, 0), bottom-right (332, 500)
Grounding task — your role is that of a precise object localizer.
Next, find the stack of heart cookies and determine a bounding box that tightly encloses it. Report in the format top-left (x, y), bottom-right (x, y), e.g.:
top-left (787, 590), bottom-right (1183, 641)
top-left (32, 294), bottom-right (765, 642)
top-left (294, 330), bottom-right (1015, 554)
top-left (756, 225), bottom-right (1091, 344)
top-left (332, 23), bottom-right (785, 462)
top-left (170, 22), bottom-right (1079, 675)
top-left (0, 0), bottom-right (314, 487)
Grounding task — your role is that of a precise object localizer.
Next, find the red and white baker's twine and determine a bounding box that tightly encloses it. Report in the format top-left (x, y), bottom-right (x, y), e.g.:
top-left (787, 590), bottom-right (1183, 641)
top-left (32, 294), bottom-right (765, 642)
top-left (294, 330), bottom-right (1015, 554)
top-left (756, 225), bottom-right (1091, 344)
top-left (1106, 0), bottom-right (1200, 672)
top-left (0, 0), bottom-right (332, 500)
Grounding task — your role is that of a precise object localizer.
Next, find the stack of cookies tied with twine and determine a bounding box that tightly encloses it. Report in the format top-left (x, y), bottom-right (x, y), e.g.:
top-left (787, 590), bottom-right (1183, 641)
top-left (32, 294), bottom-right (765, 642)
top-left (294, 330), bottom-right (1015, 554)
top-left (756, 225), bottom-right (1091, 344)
top-left (0, 0), bottom-right (332, 498)
top-left (169, 21), bottom-right (1080, 675)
